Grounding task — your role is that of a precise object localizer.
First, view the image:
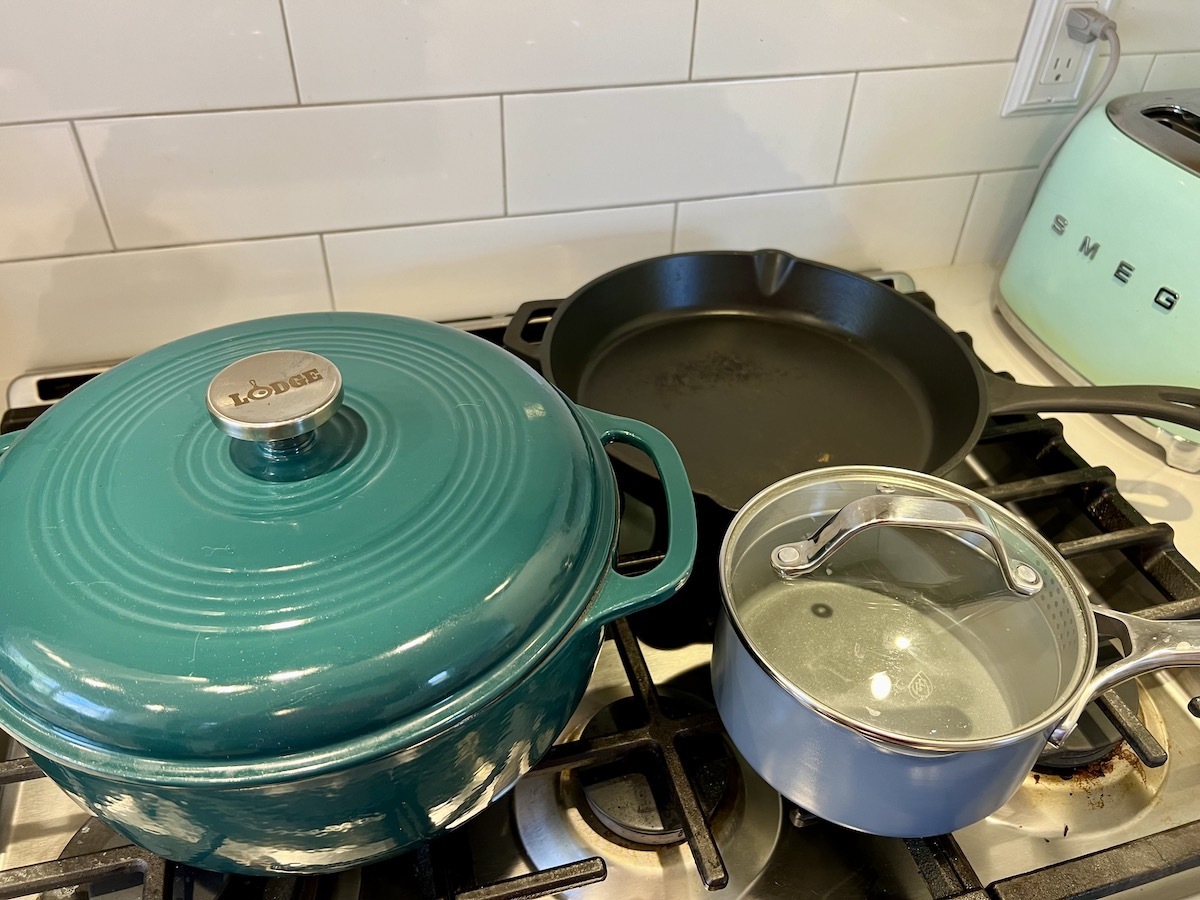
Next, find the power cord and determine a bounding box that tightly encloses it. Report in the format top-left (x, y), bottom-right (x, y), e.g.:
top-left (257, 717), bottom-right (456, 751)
top-left (1030, 9), bottom-right (1121, 197)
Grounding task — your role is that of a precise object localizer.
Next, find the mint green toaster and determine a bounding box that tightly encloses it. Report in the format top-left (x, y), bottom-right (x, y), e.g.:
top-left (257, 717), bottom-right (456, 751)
top-left (997, 90), bottom-right (1200, 469)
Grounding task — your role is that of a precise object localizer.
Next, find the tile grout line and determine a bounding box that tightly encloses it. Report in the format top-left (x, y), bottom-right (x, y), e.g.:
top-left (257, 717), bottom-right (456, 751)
top-left (318, 234), bottom-right (337, 310)
top-left (499, 96), bottom-right (509, 216)
top-left (1140, 53), bottom-right (1157, 91)
top-left (67, 121), bottom-right (117, 251)
top-left (0, 168), bottom-right (1038, 269)
top-left (832, 73), bottom-right (859, 185)
top-left (950, 173), bottom-right (982, 265)
top-left (276, 0), bottom-right (304, 104)
top-left (0, 231), bottom-right (327, 267)
top-left (687, 0), bottom-right (700, 80)
top-left (0, 56), bottom-right (1071, 129)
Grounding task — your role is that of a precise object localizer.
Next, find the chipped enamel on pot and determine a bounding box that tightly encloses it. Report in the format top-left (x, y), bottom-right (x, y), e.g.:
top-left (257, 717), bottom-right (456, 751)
top-left (0, 312), bottom-right (696, 874)
top-left (712, 466), bottom-right (1200, 838)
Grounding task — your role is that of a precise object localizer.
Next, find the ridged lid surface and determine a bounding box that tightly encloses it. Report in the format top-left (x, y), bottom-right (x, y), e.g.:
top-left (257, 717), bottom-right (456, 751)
top-left (0, 312), bottom-right (611, 758)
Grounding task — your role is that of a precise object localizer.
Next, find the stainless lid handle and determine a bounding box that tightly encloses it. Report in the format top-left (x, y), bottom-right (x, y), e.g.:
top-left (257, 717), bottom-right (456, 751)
top-left (770, 493), bottom-right (1044, 596)
top-left (206, 350), bottom-right (344, 450)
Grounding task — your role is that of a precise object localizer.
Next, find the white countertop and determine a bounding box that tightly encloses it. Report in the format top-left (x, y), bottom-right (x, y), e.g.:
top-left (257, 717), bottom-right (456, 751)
top-left (910, 263), bottom-right (1200, 566)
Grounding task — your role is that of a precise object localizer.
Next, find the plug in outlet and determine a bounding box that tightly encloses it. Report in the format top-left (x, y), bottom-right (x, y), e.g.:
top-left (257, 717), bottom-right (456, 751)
top-left (1002, 0), bottom-right (1114, 116)
top-left (1039, 5), bottom-right (1089, 86)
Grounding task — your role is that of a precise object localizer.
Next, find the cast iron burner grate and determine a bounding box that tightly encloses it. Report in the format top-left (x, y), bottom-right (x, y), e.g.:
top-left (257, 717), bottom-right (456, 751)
top-left (0, 752), bottom-right (606, 900)
top-left (524, 617), bottom-right (729, 888)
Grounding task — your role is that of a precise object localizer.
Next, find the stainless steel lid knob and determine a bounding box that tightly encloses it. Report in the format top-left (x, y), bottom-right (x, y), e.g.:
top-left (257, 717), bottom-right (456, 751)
top-left (206, 350), bottom-right (343, 443)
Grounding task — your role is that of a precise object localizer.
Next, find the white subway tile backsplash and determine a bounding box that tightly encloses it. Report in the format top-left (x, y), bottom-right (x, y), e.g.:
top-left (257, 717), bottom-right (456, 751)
top-left (954, 169), bottom-right (1038, 265)
top-left (675, 176), bottom-right (976, 271)
top-left (504, 77), bottom-right (854, 215)
top-left (0, 124), bottom-right (110, 262)
top-left (0, 2), bottom-right (295, 124)
top-left (0, 238), bottom-right (330, 383)
top-left (3, 0), bottom-right (1199, 387)
top-left (840, 64), bottom-right (1040, 182)
top-left (76, 100), bottom-right (504, 248)
top-left (325, 205), bottom-right (674, 321)
top-left (283, 0), bottom-right (694, 103)
top-left (1091, 54), bottom-right (1156, 100)
top-left (838, 57), bottom-right (1153, 184)
top-left (693, 0), bottom-right (1029, 80)
top-left (1143, 52), bottom-right (1200, 90)
top-left (1113, 0), bottom-right (1200, 55)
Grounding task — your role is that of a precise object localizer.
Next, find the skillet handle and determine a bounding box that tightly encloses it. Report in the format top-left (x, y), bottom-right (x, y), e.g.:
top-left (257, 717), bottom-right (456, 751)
top-left (984, 372), bottom-right (1200, 432)
top-left (1048, 608), bottom-right (1200, 746)
top-left (502, 299), bottom-right (562, 366)
top-left (575, 408), bottom-right (697, 632)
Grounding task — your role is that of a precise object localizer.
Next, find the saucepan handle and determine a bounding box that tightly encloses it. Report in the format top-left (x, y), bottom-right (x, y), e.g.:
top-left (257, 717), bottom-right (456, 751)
top-left (1048, 607), bottom-right (1200, 746)
top-left (502, 299), bottom-right (563, 366)
top-left (770, 494), bottom-right (1044, 596)
top-left (984, 373), bottom-right (1200, 432)
top-left (575, 407), bottom-right (697, 631)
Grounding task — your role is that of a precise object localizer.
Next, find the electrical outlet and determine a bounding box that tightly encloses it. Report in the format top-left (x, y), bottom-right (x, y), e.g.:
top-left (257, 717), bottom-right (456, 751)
top-left (1002, 0), bottom-right (1115, 116)
top-left (1039, 5), bottom-right (1089, 86)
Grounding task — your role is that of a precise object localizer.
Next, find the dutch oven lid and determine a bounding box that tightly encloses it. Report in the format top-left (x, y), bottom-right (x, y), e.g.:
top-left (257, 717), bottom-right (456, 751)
top-left (721, 468), bottom-right (1095, 750)
top-left (0, 313), bottom-right (614, 759)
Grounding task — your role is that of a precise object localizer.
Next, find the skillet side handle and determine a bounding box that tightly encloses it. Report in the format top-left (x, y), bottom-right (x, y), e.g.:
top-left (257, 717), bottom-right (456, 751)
top-left (1048, 608), bottom-right (1200, 746)
top-left (983, 372), bottom-right (1200, 432)
top-left (502, 299), bottom-right (563, 366)
top-left (576, 408), bottom-right (697, 632)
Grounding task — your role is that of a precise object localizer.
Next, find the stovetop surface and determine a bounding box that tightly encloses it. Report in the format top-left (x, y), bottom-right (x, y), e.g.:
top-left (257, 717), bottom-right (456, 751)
top-left (4, 269), bottom-right (1200, 900)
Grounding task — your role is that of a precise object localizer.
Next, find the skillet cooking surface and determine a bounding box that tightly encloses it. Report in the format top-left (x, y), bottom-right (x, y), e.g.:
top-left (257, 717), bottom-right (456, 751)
top-left (578, 312), bottom-right (937, 510)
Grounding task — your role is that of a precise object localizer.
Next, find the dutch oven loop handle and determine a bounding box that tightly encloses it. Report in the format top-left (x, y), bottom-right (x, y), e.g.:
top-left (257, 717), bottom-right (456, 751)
top-left (770, 493), bottom-right (1044, 596)
top-left (502, 299), bottom-right (563, 366)
top-left (575, 408), bottom-right (697, 632)
top-left (1050, 608), bottom-right (1200, 746)
top-left (984, 373), bottom-right (1200, 432)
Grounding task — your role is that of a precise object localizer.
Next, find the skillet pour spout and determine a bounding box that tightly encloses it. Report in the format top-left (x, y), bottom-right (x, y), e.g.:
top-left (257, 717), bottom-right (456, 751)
top-left (752, 248), bottom-right (799, 297)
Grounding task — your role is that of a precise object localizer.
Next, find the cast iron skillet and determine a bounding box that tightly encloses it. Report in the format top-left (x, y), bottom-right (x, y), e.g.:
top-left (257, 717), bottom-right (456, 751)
top-left (505, 249), bottom-right (1200, 513)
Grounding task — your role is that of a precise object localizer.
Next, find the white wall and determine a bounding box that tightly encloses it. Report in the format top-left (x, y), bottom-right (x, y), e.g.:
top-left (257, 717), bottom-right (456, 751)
top-left (1, 0), bottom-right (1198, 386)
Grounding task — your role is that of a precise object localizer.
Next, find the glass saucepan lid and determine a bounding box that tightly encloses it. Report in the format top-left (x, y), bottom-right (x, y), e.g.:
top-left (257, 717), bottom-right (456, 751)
top-left (719, 467), bottom-right (1097, 751)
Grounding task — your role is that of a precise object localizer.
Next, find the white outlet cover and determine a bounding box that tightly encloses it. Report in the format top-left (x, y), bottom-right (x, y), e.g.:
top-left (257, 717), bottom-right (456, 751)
top-left (1003, 0), bottom-right (1116, 116)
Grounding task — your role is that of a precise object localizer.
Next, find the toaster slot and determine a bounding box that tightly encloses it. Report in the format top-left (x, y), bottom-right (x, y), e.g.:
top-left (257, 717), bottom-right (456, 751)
top-left (1143, 106), bottom-right (1200, 145)
top-left (1108, 91), bottom-right (1200, 176)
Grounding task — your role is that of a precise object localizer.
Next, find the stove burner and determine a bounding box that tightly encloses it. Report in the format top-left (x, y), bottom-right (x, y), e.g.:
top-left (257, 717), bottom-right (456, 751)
top-left (512, 649), bottom-right (783, 899)
top-left (977, 677), bottom-right (1170, 848)
top-left (577, 694), bottom-right (732, 846)
top-left (41, 819), bottom-right (361, 900)
top-left (1036, 646), bottom-right (1139, 770)
top-left (39, 819), bottom-right (228, 900)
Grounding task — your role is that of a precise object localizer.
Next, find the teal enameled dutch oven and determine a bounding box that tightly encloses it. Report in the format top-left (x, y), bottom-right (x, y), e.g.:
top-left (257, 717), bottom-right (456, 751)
top-left (0, 312), bottom-right (696, 875)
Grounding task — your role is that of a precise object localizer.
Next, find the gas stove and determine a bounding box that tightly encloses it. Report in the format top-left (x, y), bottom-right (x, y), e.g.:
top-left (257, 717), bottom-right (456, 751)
top-left (3, 265), bottom-right (1200, 900)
